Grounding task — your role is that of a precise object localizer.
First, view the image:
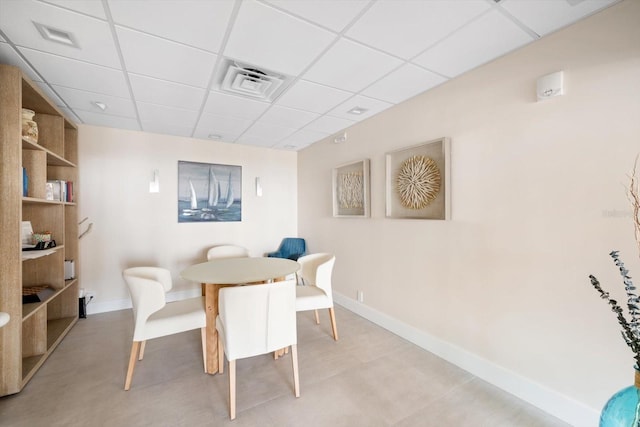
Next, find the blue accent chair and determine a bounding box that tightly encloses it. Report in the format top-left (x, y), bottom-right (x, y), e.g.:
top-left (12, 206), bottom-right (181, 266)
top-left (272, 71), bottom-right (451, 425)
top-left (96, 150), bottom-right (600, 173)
top-left (267, 238), bottom-right (306, 261)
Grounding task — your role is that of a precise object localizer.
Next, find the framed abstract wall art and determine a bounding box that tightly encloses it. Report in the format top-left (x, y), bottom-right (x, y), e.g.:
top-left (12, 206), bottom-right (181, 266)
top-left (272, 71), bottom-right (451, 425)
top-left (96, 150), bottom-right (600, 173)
top-left (332, 159), bottom-right (370, 217)
top-left (178, 161), bottom-right (242, 222)
top-left (385, 138), bottom-right (450, 220)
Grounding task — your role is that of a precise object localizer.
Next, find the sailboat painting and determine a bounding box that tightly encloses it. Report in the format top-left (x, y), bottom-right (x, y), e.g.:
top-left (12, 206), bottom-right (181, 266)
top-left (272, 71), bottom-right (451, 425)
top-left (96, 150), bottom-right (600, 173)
top-left (178, 161), bottom-right (241, 222)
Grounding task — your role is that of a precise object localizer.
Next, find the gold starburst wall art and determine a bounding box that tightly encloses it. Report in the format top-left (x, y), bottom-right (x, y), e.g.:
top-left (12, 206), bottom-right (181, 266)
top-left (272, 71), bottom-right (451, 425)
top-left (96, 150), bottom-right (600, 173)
top-left (396, 155), bottom-right (441, 209)
top-left (385, 138), bottom-right (451, 220)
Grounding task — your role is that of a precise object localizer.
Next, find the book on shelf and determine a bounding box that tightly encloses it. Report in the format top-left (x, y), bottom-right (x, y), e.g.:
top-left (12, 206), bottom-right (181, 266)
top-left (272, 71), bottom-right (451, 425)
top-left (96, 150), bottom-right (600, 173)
top-left (46, 180), bottom-right (74, 202)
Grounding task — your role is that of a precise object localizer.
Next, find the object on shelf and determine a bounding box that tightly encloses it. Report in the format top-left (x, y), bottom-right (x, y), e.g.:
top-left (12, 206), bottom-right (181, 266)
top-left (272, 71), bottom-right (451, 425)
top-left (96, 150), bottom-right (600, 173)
top-left (22, 285), bottom-right (53, 304)
top-left (21, 108), bottom-right (38, 144)
top-left (32, 232), bottom-right (51, 243)
top-left (22, 240), bottom-right (56, 251)
top-left (21, 221), bottom-right (33, 248)
top-left (65, 260), bottom-right (75, 280)
top-left (22, 167), bottom-right (28, 197)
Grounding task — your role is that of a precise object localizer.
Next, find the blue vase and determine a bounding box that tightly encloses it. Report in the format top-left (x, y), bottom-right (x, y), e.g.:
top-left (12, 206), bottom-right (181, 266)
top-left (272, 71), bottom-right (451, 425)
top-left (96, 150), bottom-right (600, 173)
top-left (600, 371), bottom-right (640, 426)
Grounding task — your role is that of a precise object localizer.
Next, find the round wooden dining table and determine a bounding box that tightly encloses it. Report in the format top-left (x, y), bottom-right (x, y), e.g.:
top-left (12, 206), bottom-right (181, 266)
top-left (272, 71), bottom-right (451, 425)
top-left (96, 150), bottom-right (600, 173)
top-left (181, 257), bottom-right (300, 374)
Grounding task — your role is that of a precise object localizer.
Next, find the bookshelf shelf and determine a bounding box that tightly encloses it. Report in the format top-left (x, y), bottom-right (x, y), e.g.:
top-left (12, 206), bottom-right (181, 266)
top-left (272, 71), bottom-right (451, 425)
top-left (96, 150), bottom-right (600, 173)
top-left (1, 64), bottom-right (80, 396)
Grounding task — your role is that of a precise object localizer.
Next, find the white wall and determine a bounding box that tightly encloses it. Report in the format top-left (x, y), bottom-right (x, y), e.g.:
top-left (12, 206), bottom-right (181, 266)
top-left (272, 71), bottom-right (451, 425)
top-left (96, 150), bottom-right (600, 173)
top-left (298, 1), bottom-right (640, 425)
top-left (77, 126), bottom-right (297, 313)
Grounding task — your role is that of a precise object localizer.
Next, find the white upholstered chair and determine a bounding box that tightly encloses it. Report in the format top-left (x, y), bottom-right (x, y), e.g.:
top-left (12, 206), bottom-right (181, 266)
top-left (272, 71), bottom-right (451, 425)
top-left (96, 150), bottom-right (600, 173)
top-left (216, 279), bottom-right (299, 420)
top-left (122, 267), bottom-right (206, 391)
top-left (295, 253), bottom-right (338, 341)
top-left (206, 245), bottom-right (249, 260)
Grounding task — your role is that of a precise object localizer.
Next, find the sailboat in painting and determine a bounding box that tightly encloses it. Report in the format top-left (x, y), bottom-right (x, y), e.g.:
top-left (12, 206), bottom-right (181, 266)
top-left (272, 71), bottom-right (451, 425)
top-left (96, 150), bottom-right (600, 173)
top-left (182, 179), bottom-right (200, 216)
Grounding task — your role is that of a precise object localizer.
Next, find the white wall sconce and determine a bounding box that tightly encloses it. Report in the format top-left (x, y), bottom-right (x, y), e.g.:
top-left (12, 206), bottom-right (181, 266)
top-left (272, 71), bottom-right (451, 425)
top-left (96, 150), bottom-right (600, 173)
top-left (149, 169), bottom-right (159, 193)
top-left (255, 177), bottom-right (263, 197)
top-left (536, 71), bottom-right (564, 101)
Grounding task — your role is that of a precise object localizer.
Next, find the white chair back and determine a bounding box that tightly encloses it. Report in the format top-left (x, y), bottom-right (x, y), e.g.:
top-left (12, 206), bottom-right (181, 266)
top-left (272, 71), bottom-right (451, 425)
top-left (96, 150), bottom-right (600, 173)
top-left (297, 253), bottom-right (335, 299)
top-left (207, 245), bottom-right (249, 260)
top-left (218, 280), bottom-right (296, 361)
top-left (123, 267), bottom-right (170, 341)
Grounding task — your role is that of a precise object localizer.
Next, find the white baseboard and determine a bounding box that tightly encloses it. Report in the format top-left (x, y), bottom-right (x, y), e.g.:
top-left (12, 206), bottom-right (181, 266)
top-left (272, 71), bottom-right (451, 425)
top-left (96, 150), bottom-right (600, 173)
top-left (333, 292), bottom-right (600, 427)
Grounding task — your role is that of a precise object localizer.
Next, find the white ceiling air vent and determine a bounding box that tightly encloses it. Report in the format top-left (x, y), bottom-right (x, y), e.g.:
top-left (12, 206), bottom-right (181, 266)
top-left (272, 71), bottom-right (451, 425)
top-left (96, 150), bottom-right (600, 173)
top-left (218, 60), bottom-right (291, 102)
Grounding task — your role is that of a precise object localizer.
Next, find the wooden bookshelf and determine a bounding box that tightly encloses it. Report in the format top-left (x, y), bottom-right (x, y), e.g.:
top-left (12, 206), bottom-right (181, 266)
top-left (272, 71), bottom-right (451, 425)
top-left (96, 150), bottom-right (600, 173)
top-left (0, 64), bottom-right (80, 396)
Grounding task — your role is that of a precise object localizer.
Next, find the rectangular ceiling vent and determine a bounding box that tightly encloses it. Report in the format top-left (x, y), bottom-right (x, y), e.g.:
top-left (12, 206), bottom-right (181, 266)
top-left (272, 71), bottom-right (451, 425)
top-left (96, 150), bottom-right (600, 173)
top-left (217, 59), bottom-right (292, 102)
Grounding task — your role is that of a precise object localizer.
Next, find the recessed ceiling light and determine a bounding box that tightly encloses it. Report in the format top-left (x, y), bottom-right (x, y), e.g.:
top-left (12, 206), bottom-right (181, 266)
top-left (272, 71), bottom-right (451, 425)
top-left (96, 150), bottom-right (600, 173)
top-left (283, 144), bottom-right (297, 150)
top-left (33, 22), bottom-right (79, 48)
top-left (91, 101), bottom-right (107, 111)
top-left (347, 106), bottom-right (368, 115)
top-left (208, 134), bottom-right (222, 140)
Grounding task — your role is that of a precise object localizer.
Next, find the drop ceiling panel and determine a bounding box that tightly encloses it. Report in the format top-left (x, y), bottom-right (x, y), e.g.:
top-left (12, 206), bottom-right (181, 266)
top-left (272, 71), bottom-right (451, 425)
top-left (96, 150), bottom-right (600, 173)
top-left (275, 79), bottom-right (353, 114)
top-left (263, 0), bottom-right (370, 32)
top-left (52, 84), bottom-right (137, 118)
top-left (42, 0), bottom-right (107, 19)
top-left (413, 10), bottom-right (535, 78)
top-left (500, 0), bottom-right (619, 36)
top-left (328, 94), bottom-right (393, 121)
top-left (193, 112), bottom-right (254, 141)
top-left (137, 101), bottom-right (198, 131)
top-left (116, 27), bottom-right (217, 88)
top-left (108, 0), bottom-right (234, 52)
top-left (346, 0), bottom-right (490, 59)
top-left (0, 0), bottom-right (120, 68)
top-left (129, 74), bottom-right (206, 111)
top-left (304, 115), bottom-right (355, 134)
top-left (74, 109), bottom-right (140, 131)
top-left (276, 128), bottom-right (330, 150)
top-left (362, 63), bottom-right (448, 104)
top-left (224, 0), bottom-right (336, 75)
top-left (239, 121), bottom-right (297, 145)
top-left (203, 91), bottom-right (270, 121)
top-left (303, 38), bottom-right (403, 92)
top-left (256, 105), bottom-right (319, 129)
top-left (0, 42), bottom-right (43, 82)
top-left (19, 48), bottom-right (130, 97)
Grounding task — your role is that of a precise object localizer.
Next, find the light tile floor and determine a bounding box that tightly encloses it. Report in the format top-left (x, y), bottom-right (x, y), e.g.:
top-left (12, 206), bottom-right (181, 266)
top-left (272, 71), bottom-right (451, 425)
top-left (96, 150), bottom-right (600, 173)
top-left (0, 306), bottom-right (569, 426)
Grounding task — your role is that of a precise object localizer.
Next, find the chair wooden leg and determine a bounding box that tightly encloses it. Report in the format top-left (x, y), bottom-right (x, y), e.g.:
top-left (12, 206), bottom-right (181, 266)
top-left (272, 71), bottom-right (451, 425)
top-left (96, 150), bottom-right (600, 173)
top-left (217, 332), bottom-right (224, 374)
top-left (124, 341), bottom-right (141, 391)
top-left (229, 359), bottom-right (236, 420)
top-left (314, 309), bottom-right (320, 325)
top-left (201, 328), bottom-right (207, 373)
top-left (291, 344), bottom-right (300, 398)
top-left (328, 308), bottom-right (339, 341)
top-left (138, 340), bottom-right (146, 361)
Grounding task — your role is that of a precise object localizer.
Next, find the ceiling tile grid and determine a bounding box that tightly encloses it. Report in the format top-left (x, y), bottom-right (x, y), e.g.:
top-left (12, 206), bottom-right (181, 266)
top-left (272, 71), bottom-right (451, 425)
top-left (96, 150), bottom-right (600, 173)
top-left (0, 0), bottom-right (622, 151)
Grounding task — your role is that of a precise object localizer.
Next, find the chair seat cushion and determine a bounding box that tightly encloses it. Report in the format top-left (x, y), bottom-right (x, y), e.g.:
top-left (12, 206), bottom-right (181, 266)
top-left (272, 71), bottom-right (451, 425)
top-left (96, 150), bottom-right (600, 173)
top-left (295, 285), bottom-right (332, 311)
top-left (141, 297), bottom-right (206, 341)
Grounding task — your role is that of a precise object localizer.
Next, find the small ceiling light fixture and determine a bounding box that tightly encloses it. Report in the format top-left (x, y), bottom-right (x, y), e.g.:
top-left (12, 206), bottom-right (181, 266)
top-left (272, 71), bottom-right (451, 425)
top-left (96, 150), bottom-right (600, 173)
top-left (207, 134), bottom-right (222, 140)
top-left (33, 22), bottom-right (79, 48)
top-left (333, 131), bottom-right (348, 144)
top-left (91, 101), bottom-right (107, 111)
top-left (283, 144), bottom-right (297, 150)
top-left (347, 106), bottom-right (368, 115)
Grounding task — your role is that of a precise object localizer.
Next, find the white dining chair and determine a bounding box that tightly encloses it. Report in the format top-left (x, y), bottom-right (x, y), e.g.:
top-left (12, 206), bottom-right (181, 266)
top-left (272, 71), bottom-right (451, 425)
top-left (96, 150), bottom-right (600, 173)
top-left (206, 245), bottom-right (249, 260)
top-left (295, 253), bottom-right (338, 341)
top-left (122, 267), bottom-right (207, 391)
top-left (216, 279), bottom-right (299, 420)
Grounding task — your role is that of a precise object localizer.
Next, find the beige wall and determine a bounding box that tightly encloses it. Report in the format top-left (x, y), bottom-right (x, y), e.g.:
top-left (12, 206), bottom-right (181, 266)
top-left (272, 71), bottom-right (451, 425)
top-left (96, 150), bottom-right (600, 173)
top-left (77, 126), bottom-right (297, 311)
top-left (298, 1), bottom-right (640, 424)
